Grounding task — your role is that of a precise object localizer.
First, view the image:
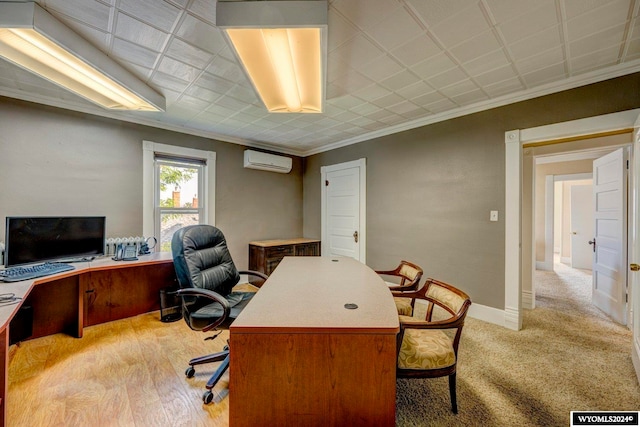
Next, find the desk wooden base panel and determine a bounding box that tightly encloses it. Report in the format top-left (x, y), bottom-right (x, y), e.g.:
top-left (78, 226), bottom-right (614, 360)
top-left (229, 332), bottom-right (396, 427)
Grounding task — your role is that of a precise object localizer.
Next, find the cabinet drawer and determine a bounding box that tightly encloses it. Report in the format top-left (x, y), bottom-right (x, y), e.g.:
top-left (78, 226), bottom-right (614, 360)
top-left (294, 243), bottom-right (320, 256)
top-left (265, 246), bottom-right (294, 259)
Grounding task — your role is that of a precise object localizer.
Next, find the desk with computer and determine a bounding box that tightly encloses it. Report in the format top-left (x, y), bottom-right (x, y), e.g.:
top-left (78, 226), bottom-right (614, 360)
top-left (0, 216), bottom-right (176, 427)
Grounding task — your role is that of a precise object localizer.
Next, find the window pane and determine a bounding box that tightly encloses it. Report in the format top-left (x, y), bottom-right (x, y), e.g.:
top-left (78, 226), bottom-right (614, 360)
top-left (158, 163), bottom-right (200, 208)
top-left (159, 211), bottom-right (200, 252)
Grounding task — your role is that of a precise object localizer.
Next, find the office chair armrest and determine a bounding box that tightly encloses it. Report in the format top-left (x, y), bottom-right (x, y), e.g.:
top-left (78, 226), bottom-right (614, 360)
top-left (174, 288), bottom-right (231, 332)
top-left (238, 270), bottom-right (268, 287)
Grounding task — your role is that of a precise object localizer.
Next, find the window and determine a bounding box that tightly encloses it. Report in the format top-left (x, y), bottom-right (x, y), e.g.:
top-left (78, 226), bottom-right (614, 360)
top-left (142, 141), bottom-right (215, 252)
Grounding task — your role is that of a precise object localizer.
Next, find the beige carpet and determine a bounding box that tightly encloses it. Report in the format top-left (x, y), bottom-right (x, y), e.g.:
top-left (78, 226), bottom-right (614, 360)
top-left (395, 261), bottom-right (640, 426)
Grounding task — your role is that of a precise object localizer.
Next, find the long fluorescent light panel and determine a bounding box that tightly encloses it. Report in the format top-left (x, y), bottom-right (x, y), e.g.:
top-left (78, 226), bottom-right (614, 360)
top-left (0, 2), bottom-right (165, 111)
top-left (217, 1), bottom-right (327, 114)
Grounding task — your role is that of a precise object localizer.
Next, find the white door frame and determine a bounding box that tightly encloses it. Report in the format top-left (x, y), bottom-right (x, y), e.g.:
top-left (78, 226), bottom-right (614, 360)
top-left (320, 158), bottom-right (367, 263)
top-left (505, 108), bottom-right (640, 331)
top-left (630, 117), bottom-right (640, 384)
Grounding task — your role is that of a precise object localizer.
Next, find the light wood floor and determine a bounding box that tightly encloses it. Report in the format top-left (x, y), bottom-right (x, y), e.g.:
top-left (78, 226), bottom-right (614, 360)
top-left (8, 312), bottom-right (231, 426)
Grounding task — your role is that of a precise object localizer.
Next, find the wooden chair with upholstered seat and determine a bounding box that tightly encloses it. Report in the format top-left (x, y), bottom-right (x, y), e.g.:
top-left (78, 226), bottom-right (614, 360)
top-left (392, 278), bottom-right (471, 414)
top-left (375, 260), bottom-right (423, 316)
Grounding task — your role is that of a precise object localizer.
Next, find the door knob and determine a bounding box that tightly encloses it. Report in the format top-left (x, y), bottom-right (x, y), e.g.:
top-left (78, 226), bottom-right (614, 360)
top-left (588, 238), bottom-right (596, 253)
top-left (631, 263), bottom-right (640, 271)
top-left (353, 230), bottom-right (358, 243)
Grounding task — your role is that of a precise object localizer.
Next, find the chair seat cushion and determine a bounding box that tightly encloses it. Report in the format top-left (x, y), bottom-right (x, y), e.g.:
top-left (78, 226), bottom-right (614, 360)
top-left (188, 291), bottom-right (254, 330)
top-left (394, 297), bottom-right (413, 316)
top-left (397, 325), bottom-right (456, 370)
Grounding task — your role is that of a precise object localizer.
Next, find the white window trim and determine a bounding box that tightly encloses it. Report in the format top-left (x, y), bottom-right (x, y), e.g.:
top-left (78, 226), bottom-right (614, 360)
top-left (142, 141), bottom-right (216, 242)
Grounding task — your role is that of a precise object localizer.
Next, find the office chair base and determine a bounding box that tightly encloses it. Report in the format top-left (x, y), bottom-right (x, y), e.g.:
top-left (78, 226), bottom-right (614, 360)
top-left (203, 391), bottom-right (214, 404)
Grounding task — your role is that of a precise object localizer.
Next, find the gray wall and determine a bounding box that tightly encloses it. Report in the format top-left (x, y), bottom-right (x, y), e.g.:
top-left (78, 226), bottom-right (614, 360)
top-left (303, 73), bottom-right (640, 310)
top-left (0, 97), bottom-right (303, 268)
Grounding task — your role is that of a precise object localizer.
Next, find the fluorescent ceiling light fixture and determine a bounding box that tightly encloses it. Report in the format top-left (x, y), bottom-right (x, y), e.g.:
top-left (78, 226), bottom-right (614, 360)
top-left (0, 2), bottom-right (165, 111)
top-left (217, 1), bottom-right (327, 113)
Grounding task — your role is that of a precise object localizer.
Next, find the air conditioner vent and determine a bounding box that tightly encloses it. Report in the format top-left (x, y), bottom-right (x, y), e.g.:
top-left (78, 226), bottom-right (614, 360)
top-left (243, 150), bottom-right (292, 173)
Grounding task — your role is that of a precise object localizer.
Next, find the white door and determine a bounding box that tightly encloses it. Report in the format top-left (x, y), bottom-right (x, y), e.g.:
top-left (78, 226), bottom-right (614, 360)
top-left (631, 115), bottom-right (640, 384)
top-left (592, 147), bottom-right (627, 324)
top-left (570, 184), bottom-right (594, 270)
top-left (321, 159), bottom-right (366, 262)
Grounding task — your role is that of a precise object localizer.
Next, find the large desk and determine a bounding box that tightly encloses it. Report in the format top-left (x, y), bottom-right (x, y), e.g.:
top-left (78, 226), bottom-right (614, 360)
top-left (0, 252), bottom-right (176, 427)
top-left (229, 256), bottom-right (399, 426)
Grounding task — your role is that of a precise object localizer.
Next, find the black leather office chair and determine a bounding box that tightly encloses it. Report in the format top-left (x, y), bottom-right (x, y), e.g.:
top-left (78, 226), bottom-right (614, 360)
top-left (171, 224), bottom-right (267, 404)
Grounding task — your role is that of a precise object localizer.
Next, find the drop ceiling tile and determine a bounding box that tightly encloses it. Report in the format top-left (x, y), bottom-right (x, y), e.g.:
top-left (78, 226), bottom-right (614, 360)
top-left (226, 84), bottom-right (257, 104)
top-left (566, 1), bottom-right (631, 41)
top-left (379, 70), bottom-right (421, 91)
top-left (371, 92), bottom-right (404, 108)
top-left (482, 77), bottom-right (525, 97)
top-left (401, 106), bottom-right (431, 120)
top-left (334, 110), bottom-right (361, 122)
top-left (365, 7), bottom-right (424, 51)
top-left (125, 63), bottom-right (152, 80)
top-left (412, 90), bottom-right (446, 106)
top-left (333, 0), bottom-right (400, 30)
top-left (569, 24), bottom-right (626, 58)
top-left (332, 70), bottom-right (376, 93)
top-left (330, 94), bottom-right (368, 110)
top-left (188, 0), bottom-right (217, 25)
top-left (429, 4), bottom-right (491, 47)
top-left (498, 3), bottom-right (559, 44)
top-left (407, 0), bottom-right (477, 27)
top-left (196, 73), bottom-right (235, 94)
top-left (112, 37), bottom-right (160, 69)
top-left (185, 85), bottom-right (223, 103)
top-left (158, 56), bottom-right (201, 82)
top-left (178, 95), bottom-right (210, 112)
top-left (450, 30), bottom-right (502, 64)
top-left (474, 64), bottom-right (518, 87)
top-left (522, 62), bottom-right (566, 87)
top-left (386, 100), bottom-right (420, 115)
top-left (44, 0), bottom-right (111, 32)
top-left (508, 26), bottom-right (563, 61)
top-left (118, 0), bottom-right (181, 32)
top-left (462, 49), bottom-right (510, 76)
top-left (570, 48), bottom-right (621, 74)
top-left (356, 55), bottom-right (404, 82)
top-left (396, 81), bottom-right (435, 99)
top-left (115, 12), bottom-right (169, 52)
top-left (426, 98), bottom-right (457, 113)
top-left (53, 20), bottom-right (109, 50)
top-left (167, 0), bottom-right (189, 7)
top-left (351, 83), bottom-right (392, 102)
top-left (207, 56), bottom-right (245, 83)
top-left (563, 0), bottom-right (631, 20)
top-left (412, 53), bottom-right (458, 80)
top-left (485, 0), bottom-right (554, 24)
top-left (175, 14), bottom-right (225, 54)
top-left (331, 34), bottom-right (385, 66)
top-left (150, 71), bottom-right (190, 93)
top-left (390, 34), bottom-right (442, 67)
top-left (327, 8), bottom-right (360, 51)
top-left (166, 38), bottom-right (214, 70)
top-left (439, 79), bottom-right (479, 98)
top-left (514, 46), bottom-right (564, 75)
top-left (350, 102), bottom-right (379, 115)
top-left (450, 88), bottom-right (488, 105)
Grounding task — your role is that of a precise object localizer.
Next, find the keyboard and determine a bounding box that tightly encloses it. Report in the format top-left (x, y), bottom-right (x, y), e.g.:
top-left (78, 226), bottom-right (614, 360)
top-left (0, 262), bottom-right (75, 282)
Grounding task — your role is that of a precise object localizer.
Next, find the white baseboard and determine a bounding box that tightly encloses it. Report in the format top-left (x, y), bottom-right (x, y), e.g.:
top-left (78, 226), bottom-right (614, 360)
top-left (522, 290), bottom-right (534, 309)
top-left (633, 338), bottom-right (640, 385)
top-left (468, 303), bottom-right (520, 330)
top-left (536, 261), bottom-right (552, 271)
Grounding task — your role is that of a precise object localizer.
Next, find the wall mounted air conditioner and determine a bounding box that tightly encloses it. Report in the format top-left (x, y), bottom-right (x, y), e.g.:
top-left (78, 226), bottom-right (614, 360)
top-left (243, 150), bottom-right (292, 173)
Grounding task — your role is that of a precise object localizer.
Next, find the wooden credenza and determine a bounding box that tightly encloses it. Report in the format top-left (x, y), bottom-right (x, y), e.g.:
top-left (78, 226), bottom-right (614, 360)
top-left (248, 238), bottom-right (320, 283)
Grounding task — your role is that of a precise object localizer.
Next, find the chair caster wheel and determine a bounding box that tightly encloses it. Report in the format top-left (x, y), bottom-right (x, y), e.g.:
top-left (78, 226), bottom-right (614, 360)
top-left (203, 391), bottom-right (214, 404)
top-left (185, 366), bottom-right (195, 378)
top-left (223, 345), bottom-right (229, 351)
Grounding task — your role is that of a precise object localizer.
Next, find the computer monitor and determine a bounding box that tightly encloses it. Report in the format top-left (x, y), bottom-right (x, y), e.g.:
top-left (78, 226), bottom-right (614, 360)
top-left (5, 216), bottom-right (106, 267)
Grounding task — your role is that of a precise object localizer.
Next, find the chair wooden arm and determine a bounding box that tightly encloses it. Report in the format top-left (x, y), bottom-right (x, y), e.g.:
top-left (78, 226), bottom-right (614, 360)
top-left (174, 288), bottom-right (231, 332)
top-left (238, 270), bottom-right (268, 287)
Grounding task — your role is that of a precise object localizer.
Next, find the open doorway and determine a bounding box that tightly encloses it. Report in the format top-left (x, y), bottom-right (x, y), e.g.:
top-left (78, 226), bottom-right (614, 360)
top-left (531, 143), bottom-right (630, 325)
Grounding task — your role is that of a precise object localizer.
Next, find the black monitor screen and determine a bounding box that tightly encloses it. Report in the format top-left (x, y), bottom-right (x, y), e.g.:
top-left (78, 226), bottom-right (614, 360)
top-left (5, 216), bottom-right (106, 267)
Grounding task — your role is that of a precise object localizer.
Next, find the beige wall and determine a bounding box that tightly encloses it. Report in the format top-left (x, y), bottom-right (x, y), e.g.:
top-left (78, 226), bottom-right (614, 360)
top-left (0, 97), bottom-right (303, 269)
top-left (534, 160), bottom-right (594, 263)
top-left (304, 73), bottom-right (640, 310)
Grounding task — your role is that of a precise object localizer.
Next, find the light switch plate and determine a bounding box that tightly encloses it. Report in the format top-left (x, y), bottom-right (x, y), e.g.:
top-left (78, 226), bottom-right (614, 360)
top-left (490, 210), bottom-right (498, 221)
